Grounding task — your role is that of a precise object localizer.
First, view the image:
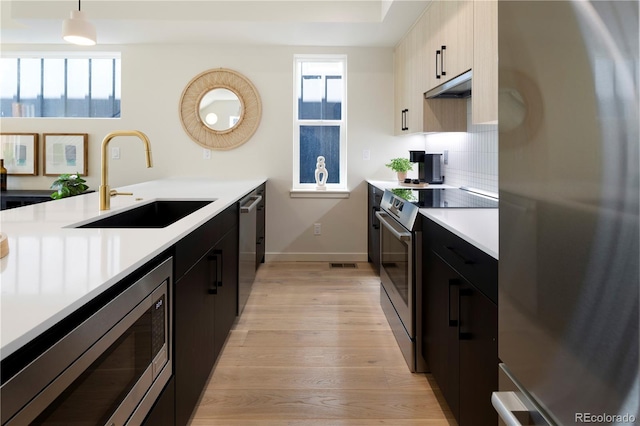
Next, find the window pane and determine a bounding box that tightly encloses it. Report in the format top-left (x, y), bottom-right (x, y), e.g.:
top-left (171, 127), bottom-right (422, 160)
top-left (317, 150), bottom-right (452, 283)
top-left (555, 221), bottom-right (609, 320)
top-left (0, 58), bottom-right (18, 98)
top-left (43, 59), bottom-right (65, 97)
top-left (300, 75), bottom-right (322, 119)
top-left (19, 58), bottom-right (41, 98)
top-left (19, 58), bottom-right (41, 116)
top-left (299, 125), bottom-right (340, 184)
top-left (298, 61), bottom-right (343, 121)
top-left (0, 58), bottom-right (18, 117)
top-left (91, 59), bottom-right (116, 117)
top-left (67, 59), bottom-right (89, 117)
top-left (91, 59), bottom-right (113, 99)
top-left (324, 76), bottom-right (342, 120)
top-left (67, 59), bottom-right (89, 98)
top-left (43, 59), bottom-right (65, 117)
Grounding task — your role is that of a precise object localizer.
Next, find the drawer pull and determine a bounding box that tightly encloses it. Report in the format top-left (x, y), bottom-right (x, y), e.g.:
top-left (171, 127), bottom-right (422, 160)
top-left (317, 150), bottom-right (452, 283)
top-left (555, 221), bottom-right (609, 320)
top-left (445, 246), bottom-right (475, 265)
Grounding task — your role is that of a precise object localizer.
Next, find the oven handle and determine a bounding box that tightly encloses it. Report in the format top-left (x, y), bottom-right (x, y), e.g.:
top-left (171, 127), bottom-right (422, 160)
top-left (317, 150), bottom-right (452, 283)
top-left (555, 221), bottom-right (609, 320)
top-left (375, 211), bottom-right (411, 241)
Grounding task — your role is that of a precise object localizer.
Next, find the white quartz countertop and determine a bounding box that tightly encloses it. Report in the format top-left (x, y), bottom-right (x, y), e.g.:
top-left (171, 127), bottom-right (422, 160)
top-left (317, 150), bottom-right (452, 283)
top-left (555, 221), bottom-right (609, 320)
top-left (420, 209), bottom-right (498, 260)
top-left (0, 177), bottom-right (266, 360)
top-left (367, 180), bottom-right (499, 260)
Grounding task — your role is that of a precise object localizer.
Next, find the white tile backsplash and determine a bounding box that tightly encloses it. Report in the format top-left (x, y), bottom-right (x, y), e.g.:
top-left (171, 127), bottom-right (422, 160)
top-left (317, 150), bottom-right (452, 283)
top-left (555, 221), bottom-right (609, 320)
top-left (424, 99), bottom-right (498, 194)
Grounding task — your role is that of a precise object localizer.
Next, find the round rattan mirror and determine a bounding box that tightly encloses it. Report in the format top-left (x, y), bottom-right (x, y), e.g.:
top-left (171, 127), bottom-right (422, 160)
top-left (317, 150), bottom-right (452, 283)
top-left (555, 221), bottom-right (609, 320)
top-left (180, 68), bottom-right (261, 150)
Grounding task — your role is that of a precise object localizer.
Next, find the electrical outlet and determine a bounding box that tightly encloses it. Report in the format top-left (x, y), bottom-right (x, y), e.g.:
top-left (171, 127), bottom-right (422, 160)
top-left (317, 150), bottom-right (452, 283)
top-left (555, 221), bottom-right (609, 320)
top-left (314, 223), bottom-right (322, 235)
top-left (362, 149), bottom-right (370, 161)
top-left (111, 147), bottom-right (120, 160)
top-left (444, 150), bottom-right (449, 165)
top-left (203, 149), bottom-right (211, 160)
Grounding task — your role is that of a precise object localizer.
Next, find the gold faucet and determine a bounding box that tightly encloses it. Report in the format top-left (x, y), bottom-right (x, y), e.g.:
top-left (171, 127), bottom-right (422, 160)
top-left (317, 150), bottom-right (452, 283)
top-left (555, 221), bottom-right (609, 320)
top-left (100, 130), bottom-right (153, 210)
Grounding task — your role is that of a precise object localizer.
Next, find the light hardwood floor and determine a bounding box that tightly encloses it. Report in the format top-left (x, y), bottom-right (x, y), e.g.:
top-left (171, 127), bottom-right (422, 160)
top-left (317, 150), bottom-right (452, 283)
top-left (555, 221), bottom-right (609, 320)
top-left (189, 262), bottom-right (455, 425)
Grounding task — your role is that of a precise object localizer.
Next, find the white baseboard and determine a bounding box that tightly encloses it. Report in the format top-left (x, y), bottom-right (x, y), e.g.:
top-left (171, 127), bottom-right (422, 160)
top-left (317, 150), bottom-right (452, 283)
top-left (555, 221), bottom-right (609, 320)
top-left (265, 252), bottom-right (368, 262)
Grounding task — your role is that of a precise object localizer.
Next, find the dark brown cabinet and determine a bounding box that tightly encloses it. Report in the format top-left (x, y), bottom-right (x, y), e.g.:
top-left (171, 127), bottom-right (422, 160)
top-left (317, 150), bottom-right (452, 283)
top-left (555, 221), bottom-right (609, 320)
top-left (174, 203), bottom-right (239, 426)
top-left (367, 184), bottom-right (383, 273)
top-left (422, 216), bottom-right (497, 426)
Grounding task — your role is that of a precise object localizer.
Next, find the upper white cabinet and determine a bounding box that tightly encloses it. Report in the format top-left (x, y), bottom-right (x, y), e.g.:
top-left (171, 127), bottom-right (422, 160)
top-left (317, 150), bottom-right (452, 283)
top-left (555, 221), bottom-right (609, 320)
top-left (426, 1), bottom-right (473, 91)
top-left (394, 12), bottom-right (429, 135)
top-left (472, 0), bottom-right (498, 124)
top-left (394, 0), bottom-right (496, 133)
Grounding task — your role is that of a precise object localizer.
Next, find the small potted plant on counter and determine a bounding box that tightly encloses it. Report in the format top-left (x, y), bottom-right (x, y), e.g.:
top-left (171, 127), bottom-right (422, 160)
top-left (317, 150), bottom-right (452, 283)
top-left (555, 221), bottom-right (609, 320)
top-left (385, 157), bottom-right (413, 182)
top-left (50, 173), bottom-right (89, 199)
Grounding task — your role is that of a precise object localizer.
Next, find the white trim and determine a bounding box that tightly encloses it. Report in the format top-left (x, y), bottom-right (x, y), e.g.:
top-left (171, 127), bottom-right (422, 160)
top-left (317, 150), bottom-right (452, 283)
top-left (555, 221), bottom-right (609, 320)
top-left (289, 189), bottom-right (350, 199)
top-left (0, 51), bottom-right (121, 59)
top-left (293, 54), bottom-right (347, 191)
top-left (265, 252), bottom-right (367, 262)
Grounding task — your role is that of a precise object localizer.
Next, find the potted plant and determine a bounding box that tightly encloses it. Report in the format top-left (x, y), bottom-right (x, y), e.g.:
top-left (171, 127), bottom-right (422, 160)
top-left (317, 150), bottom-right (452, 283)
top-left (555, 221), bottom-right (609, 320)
top-left (50, 173), bottom-right (89, 199)
top-left (385, 158), bottom-right (413, 182)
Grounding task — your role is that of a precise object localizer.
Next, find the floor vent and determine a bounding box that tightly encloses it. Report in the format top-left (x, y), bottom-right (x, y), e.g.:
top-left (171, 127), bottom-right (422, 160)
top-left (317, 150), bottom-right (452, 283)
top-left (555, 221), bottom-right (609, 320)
top-left (330, 263), bottom-right (358, 269)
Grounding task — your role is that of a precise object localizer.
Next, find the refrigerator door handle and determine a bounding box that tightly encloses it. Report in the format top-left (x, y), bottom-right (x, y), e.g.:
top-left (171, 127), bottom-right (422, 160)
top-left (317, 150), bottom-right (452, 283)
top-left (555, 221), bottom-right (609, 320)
top-left (492, 392), bottom-right (542, 426)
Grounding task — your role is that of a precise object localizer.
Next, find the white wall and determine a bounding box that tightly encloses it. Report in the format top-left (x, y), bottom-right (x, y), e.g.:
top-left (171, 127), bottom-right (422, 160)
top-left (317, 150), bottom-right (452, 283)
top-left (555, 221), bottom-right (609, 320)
top-left (425, 99), bottom-right (499, 194)
top-left (1, 43), bottom-right (424, 261)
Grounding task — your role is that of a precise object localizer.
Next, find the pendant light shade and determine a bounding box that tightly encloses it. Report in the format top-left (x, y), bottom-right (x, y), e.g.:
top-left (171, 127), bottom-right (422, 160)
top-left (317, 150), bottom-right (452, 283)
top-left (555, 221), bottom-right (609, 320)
top-left (62, 2), bottom-right (96, 46)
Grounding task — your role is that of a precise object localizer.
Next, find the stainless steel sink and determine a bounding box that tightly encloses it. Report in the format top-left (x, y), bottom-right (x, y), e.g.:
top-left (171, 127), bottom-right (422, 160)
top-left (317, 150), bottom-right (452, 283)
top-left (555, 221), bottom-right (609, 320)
top-left (74, 200), bottom-right (216, 228)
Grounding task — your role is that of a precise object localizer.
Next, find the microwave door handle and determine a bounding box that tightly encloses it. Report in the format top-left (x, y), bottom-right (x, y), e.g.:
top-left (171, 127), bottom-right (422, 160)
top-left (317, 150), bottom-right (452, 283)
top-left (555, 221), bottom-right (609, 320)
top-left (375, 211), bottom-right (411, 241)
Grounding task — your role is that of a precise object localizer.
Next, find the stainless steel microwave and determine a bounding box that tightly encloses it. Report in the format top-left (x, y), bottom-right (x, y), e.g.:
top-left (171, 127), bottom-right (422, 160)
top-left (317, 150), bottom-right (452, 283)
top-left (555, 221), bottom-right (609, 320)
top-left (1, 257), bottom-right (173, 426)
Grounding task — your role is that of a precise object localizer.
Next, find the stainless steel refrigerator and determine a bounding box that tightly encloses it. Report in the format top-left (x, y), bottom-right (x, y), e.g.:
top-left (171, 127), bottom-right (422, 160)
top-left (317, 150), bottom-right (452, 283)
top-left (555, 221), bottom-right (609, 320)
top-left (495, 1), bottom-right (639, 425)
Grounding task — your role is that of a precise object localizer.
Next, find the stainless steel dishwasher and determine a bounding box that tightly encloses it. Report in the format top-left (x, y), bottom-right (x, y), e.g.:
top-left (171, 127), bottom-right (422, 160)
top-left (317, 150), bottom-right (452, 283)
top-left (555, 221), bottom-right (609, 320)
top-left (238, 192), bottom-right (262, 315)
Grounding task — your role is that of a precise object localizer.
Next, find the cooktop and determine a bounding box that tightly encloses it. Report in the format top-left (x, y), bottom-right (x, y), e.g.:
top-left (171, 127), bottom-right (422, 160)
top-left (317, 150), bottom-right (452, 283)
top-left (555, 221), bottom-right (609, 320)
top-left (390, 188), bottom-right (499, 208)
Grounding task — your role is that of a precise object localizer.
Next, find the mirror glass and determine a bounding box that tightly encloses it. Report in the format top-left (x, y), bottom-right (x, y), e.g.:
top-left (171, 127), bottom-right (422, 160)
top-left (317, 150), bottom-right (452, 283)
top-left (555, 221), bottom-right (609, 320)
top-left (199, 88), bottom-right (242, 131)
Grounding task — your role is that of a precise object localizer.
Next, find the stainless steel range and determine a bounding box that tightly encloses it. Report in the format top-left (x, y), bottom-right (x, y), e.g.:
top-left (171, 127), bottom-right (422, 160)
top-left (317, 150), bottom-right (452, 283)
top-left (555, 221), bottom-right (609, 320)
top-left (376, 187), bottom-right (499, 372)
top-left (376, 189), bottom-right (427, 372)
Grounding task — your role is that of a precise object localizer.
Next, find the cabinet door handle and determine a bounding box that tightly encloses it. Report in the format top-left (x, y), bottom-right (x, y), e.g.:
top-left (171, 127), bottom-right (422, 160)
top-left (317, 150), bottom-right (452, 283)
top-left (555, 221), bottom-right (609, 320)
top-left (207, 253), bottom-right (218, 294)
top-left (441, 45), bottom-right (446, 76)
top-left (458, 287), bottom-right (474, 340)
top-left (448, 279), bottom-right (460, 327)
top-left (401, 109), bottom-right (409, 131)
top-left (435, 50), bottom-right (441, 79)
top-left (445, 245), bottom-right (475, 265)
top-left (215, 249), bottom-right (223, 287)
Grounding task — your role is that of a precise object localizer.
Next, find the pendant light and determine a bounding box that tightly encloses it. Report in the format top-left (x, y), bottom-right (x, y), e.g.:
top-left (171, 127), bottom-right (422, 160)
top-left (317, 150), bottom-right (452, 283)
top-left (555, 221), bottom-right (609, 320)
top-left (62, 0), bottom-right (96, 46)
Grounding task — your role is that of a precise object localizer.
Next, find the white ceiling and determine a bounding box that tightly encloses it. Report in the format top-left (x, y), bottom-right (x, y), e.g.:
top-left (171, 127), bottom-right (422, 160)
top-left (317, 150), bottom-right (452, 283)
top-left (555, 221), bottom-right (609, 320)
top-left (1, 0), bottom-right (430, 47)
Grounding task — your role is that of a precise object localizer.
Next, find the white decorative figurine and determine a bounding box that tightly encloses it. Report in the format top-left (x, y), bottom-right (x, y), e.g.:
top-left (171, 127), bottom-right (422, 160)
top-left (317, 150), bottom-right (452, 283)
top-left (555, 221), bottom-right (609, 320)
top-left (315, 156), bottom-right (328, 190)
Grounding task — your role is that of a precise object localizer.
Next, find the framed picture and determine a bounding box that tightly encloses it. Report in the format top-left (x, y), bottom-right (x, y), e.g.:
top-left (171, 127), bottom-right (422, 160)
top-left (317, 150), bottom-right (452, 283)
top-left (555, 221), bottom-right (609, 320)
top-left (0, 133), bottom-right (39, 175)
top-left (43, 133), bottom-right (88, 176)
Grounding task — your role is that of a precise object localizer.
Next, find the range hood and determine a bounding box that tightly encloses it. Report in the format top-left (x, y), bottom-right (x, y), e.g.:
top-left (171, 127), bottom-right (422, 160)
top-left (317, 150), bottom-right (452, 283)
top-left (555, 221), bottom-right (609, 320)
top-left (424, 70), bottom-right (472, 99)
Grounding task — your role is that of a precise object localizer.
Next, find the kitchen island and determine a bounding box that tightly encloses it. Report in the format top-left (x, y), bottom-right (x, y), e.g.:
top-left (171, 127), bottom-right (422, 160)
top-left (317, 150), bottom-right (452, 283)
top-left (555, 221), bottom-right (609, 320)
top-left (1, 177), bottom-right (267, 425)
top-left (0, 177), bottom-right (265, 360)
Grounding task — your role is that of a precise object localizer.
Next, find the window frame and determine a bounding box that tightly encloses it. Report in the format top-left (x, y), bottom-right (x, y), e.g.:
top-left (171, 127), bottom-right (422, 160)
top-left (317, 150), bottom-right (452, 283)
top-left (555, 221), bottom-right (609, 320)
top-left (293, 54), bottom-right (347, 192)
top-left (0, 51), bottom-right (121, 119)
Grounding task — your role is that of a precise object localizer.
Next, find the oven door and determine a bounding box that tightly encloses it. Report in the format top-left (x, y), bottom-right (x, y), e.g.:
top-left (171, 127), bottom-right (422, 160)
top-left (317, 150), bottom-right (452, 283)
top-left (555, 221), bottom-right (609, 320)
top-left (376, 210), bottom-right (414, 337)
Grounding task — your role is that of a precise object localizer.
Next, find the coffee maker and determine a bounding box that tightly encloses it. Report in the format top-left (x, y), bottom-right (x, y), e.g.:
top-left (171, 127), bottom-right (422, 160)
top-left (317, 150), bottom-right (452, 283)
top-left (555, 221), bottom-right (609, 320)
top-left (409, 151), bottom-right (444, 184)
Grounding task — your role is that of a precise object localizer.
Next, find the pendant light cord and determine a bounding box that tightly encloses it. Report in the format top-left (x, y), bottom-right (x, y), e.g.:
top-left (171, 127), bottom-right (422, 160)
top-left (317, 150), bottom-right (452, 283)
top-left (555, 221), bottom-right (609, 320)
top-left (78, 0), bottom-right (81, 11)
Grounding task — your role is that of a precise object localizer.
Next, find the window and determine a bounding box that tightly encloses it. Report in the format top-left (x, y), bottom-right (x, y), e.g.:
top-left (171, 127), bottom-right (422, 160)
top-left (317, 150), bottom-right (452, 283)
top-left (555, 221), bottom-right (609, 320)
top-left (293, 55), bottom-right (347, 191)
top-left (0, 53), bottom-right (121, 118)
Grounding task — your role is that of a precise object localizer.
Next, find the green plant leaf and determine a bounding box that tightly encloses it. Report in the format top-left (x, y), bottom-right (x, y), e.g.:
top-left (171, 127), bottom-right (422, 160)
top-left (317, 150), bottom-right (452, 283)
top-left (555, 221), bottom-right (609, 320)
top-left (49, 173), bottom-right (89, 199)
top-left (385, 158), bottom-right (413, 172)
